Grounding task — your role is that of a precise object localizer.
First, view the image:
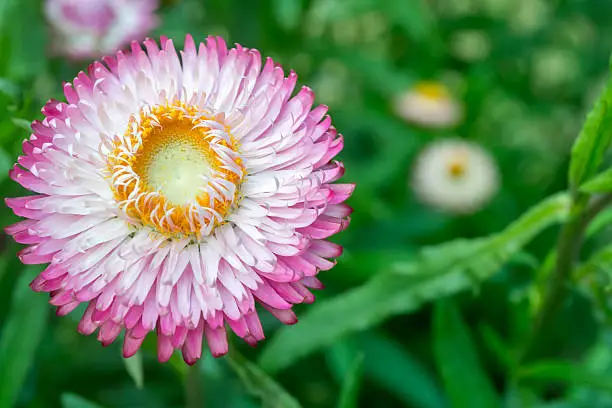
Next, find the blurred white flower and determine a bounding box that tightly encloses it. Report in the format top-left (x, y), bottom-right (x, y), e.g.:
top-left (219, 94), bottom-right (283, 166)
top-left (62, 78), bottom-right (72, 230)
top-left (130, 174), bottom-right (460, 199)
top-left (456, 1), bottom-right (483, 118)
top-left (412, 139), bottom-right (499, 214)
top-left (394, 82), bottom-right (463, 128)
top-left (45, 0), bottom-right (158, 59)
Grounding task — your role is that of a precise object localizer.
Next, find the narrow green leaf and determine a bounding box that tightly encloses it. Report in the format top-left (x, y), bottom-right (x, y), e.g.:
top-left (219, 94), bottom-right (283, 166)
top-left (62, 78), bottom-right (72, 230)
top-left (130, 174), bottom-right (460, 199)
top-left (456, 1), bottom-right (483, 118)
top-left (259, 193), bottom-right (570, 373)
top-left (272, 0), bottom-right (302, 30)
top-left (122, 351), bottom-right (144, 389)
top-left (569, 75), bottom-right (612, 189)
top-left (336, 354), bottom-right (364, 408)
top-left (518, 360), bottom-right (612, 391)
top-left (504, 385), bottom-right (544, 408)
top-left (0, 266), bottom-right (49, 408)
top-left (327, 336), bottom-right (445, 408)
top-left (332, 249), bottom-right (415, 284)
top-left (509, 251), bottom-right (540, 271)
top-left (357, 334), bottom-right (445, 408)
top-left (199, 351), bottom-right (224, 379)
top-left (11, 118), bottom-right (31, 132)
top-left (586, 206), bottom-right (612, 237)
top-left (61, 393), bottom-right (106, 408)
top-left (580, 167), bottom-right (612, 193)
top-left (326, 341), bottom-right (355, 380)
top-left (575, 244), bottom-right (612, 281)
top-left (537, 203), bottom-right (612, 293)
top-left (140, 335), bottom-right (189, 380)
top-left (574, 244), bottom-right (612, 324)
top-left (227, 350), bottom-right (302, 408)
top-left (168, 352), bottom-right (189, 379)
top-left (479, 324), bottom-right (515, 372)
top-left (433, 300), bottom-right (500, 408)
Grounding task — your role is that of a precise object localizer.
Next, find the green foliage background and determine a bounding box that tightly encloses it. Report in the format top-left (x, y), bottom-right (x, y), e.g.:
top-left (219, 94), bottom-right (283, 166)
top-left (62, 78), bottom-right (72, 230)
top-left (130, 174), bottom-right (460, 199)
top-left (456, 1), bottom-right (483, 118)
top-left (2, 0), bottom-right (612, 407)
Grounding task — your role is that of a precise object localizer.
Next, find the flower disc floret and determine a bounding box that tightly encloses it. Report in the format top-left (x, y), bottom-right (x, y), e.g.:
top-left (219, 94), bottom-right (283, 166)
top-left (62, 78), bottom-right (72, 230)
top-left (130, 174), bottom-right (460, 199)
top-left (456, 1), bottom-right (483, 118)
top-left (107, 102), bottom-right (244, 238)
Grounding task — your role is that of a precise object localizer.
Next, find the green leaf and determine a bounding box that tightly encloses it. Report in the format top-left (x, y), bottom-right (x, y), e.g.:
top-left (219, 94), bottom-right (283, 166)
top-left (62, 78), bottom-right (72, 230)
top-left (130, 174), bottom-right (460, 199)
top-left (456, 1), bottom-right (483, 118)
top-left (575, 245), bottom-right (612, 324)
top-left (580, 167), bottom-right (612, 193)
top-left (504, 385), bottom-right (545, 408)
top-left (479, 324), bottom-right (515, 372)
top-left (140, 334), bottom-right (192, 381)
top-left (433, 300), bottom-right (500, 408)
top-left (326, 341), bottom-right (354, 379)
top-left (0, 266), bottom-right (49, 408)
top-left (569, 75), bottom-right (612, 189)
top-left (537, 202), bottom-right (612, 292)
top-left (509, 251), bottom-right (540, 271)
top-left (518, 360), bottom-right (612, 392)
top-left (122, 351), bottom-right (144, 389)
top-left (227, 350), bottom-right (302, 408)
top-left (336, 353), bottom-right (364, 408)
top-left (575, 244), bottom-right (612, 281)
top-left (586, 206), bottom-right (612, 237)
top-left (331, 249), bottom-right (416, 284)
top-left (259, 193), bottom-right (570, 373)
top-left (199, 351), bottom-right (225, 379)
top-left (357, 334), bottom-right (445, 408)
top-left (61, 393), bottom-right (106, 408)
top-left (272, 0), bottom-right (302, 30)
top-left (327, 336), bottom-right (444, 408)
top-left (11, 118), bottom-right (31, 132)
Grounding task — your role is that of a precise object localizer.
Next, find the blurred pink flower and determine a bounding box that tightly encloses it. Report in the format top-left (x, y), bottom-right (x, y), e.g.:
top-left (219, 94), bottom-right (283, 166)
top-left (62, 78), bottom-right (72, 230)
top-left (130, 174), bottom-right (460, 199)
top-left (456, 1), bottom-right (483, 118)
top-left (45, 0), bottom-right (158, 59)
top-left (5, 35), bottom-right (353, 364)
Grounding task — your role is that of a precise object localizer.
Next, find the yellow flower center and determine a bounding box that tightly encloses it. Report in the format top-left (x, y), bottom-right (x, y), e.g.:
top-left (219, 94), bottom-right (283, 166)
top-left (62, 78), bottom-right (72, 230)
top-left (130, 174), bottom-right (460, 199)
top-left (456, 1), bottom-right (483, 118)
top-left (414, 81), bottom-right (450, 101)
top-left (107, 102), bottom-right (244, 239)
top-left (446, 151), bottom-right (469, 179)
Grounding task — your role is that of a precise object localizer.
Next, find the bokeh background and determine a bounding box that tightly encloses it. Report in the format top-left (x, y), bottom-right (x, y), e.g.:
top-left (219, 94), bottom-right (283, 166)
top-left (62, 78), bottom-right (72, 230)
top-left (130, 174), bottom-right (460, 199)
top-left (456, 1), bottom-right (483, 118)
top-left (2, 0), bottom-right (612, 407)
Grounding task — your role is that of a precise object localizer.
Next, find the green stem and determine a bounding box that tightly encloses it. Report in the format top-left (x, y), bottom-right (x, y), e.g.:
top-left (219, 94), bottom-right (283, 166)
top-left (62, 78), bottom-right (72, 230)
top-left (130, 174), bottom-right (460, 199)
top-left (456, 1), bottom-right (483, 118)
top-left (185, 363), bottom-right (204, 408)
top-left (521, 193), bottom-right (612, 361)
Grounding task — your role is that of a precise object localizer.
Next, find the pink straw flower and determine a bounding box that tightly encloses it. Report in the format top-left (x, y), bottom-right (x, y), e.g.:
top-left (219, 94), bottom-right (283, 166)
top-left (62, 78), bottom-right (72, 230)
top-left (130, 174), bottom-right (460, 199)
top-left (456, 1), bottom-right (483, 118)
top-left (5, 36), bottom-right (353, 364)
top-left (44, 0), bottom-right (159, 60)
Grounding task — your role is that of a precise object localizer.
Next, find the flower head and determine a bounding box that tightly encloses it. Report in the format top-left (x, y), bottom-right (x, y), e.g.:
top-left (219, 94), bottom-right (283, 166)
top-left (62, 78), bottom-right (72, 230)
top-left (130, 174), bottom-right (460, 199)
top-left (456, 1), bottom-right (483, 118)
top-left (5, 36), bottom-right (353, 364)
top-left (45, 0), bottom-right (158, 59)
top-left (393, 81), bottom-right (462, 128)
top-left (412, 139), bottom-right (498, 214)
